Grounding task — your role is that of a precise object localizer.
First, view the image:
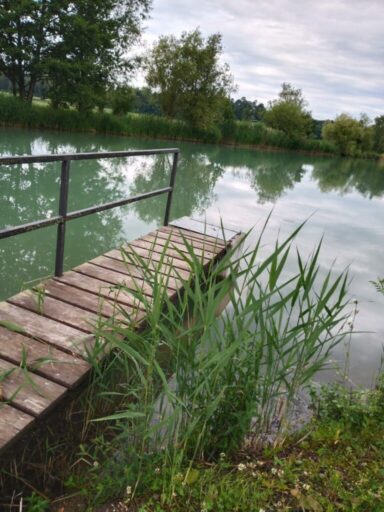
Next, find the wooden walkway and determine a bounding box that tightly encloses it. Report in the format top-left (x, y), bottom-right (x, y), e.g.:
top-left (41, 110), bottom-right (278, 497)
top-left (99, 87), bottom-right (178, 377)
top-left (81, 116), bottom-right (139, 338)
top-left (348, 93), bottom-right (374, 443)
top-left (0, 219), bottom-right (240, 456)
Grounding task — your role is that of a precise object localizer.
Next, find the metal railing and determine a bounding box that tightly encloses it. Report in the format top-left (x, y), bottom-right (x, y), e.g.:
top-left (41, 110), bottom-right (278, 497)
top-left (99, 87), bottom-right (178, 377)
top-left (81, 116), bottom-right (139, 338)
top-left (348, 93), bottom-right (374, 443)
top-left (0, 148), bottom-right (179, 277)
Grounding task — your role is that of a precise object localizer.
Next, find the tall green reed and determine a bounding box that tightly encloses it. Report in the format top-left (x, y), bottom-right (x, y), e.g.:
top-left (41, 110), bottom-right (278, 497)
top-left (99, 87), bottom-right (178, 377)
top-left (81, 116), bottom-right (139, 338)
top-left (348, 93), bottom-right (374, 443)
top-left (82, 219), bottom-right (350, 504)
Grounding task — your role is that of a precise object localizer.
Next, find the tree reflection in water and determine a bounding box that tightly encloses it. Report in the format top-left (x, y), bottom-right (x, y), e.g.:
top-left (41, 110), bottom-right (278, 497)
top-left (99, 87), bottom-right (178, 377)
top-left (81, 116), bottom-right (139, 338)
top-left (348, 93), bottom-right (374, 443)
top-left (1, 128), bottom-right (384, 301)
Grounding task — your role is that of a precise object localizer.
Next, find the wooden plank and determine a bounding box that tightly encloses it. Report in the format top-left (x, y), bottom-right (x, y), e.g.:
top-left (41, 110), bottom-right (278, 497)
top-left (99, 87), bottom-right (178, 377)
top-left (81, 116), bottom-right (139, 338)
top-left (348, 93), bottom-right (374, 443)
top-left (128, 239), bottom-right (211, 265)
top-left (0, 403), bottom-right (34, 451)
top-left (151, 228), bottom-right (225, 252)
top-left (42, 279), bottom-right (145, 326)
top-left (91, 255), bottom-right (191, 283)
top-left (55, 271), bottom-right (147, 310)
top-left (170, 217), bottom-right (239, 241)
top-left (140, 233), bottom-right (219, 259)
top-left (0, 326), bottom-right (89, 388)
top-left (160, 225), bottom-right (226, 247)
top-left (106, 246), bottom-right (192, 273)
top-left (189, 217), bottom-right (240, 235)
top-left (8, 291), bottom-right (100, 334)
top-left (0, 358), bottom-right (67, 417)
top-left (74, 262), bottom-right (172, 297)
top-left (74, 258), bottom-right (183, 296)
top-left (0, 302), bottom-right (91, 357)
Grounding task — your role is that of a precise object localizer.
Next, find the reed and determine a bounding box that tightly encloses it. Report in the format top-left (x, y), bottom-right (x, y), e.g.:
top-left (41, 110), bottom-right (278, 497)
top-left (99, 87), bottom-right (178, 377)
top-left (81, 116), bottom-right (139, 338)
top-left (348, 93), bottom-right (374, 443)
top-left (72, 219), bottom-right (350, 505)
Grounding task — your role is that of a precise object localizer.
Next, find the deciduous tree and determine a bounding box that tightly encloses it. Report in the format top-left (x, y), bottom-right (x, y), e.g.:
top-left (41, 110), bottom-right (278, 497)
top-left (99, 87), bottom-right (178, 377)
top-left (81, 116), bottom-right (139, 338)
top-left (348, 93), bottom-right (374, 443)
top-left (322, 113), bottom-right (373, 156)
top-left (373, 115), bottom-right (384, 154)
top-left (264, 83), bottom-right (312, 141)
top-left (0, 0), bottom-right (64, 102)
top-left (0, 0), bottom-right (151, 108)
top-left (146, 29), bottom-right (235, 130)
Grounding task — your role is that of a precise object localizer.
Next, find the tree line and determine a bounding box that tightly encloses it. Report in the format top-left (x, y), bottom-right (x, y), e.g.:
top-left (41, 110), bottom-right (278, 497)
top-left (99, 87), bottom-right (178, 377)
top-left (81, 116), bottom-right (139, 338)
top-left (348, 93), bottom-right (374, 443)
top-left (0, 2), bottom-right (383, 157)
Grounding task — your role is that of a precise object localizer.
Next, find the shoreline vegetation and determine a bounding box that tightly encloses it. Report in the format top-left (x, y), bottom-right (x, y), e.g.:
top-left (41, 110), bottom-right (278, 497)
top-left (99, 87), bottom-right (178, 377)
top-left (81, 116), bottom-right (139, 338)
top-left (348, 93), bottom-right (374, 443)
top-left (4, 222), bottom-right (383, 511)
top-left (0, 94), bottom-right (380, 159)
top-left (0, 94), bottom-right (333, 155)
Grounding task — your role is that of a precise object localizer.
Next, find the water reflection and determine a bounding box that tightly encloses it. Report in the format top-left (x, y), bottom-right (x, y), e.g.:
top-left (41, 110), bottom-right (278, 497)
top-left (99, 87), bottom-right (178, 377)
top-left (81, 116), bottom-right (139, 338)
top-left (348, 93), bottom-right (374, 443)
top-left (131, 152), bottom-right (225, 223)
top-left (311, 158), bottom-right (384, 199)
top-left (1, 128), bottom-right (384, 387)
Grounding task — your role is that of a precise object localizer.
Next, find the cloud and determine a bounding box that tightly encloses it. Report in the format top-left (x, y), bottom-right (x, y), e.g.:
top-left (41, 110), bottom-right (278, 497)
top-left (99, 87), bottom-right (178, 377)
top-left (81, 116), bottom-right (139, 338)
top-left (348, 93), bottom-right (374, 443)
top-left (136, 0), bottom-right (384, 119)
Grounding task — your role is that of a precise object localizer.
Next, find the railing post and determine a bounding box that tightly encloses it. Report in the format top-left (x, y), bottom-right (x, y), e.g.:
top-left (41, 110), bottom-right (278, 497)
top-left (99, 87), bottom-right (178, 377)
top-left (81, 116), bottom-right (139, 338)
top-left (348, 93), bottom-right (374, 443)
top-left (55, 159), bottom-right (71, 277)
top-left (163, 151), bottom-right (179, 226)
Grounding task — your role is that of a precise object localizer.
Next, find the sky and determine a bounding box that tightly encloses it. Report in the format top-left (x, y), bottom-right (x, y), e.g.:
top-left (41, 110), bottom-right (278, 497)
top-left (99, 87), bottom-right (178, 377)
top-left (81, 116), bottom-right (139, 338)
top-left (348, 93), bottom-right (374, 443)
top-left (136, 0), bottom-right (384, 120)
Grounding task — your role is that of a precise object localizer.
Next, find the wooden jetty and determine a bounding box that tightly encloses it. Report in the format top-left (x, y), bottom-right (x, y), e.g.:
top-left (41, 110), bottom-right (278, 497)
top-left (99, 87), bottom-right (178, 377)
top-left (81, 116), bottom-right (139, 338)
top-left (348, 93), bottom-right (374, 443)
top-left (0, 217), bottom-right (240, 457)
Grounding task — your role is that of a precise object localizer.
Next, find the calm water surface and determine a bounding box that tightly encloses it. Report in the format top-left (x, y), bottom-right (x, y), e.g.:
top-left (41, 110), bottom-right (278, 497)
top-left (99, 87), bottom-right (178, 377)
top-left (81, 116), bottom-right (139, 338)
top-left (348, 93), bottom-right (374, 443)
top-left (1, 127), bottom-right (383, 386)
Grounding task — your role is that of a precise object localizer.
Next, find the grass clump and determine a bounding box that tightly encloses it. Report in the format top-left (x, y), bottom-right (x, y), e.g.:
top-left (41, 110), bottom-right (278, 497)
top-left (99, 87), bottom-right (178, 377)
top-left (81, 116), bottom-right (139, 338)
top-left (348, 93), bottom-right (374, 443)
top-left (57, 219), bottom-right (351, 508)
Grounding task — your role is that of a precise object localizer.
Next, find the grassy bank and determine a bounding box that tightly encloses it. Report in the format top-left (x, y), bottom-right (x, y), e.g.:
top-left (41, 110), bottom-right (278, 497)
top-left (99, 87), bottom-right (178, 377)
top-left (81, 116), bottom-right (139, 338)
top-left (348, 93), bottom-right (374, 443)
top-left (0, 94), bottom-right (337, 155)
top-left (121, 381), bottom-right (384, 512)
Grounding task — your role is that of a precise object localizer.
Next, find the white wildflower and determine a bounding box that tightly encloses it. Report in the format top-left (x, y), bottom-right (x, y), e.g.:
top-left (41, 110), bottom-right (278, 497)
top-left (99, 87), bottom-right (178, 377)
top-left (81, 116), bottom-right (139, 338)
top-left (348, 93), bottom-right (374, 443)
top-left (237, 463), bottom-right (246, 471)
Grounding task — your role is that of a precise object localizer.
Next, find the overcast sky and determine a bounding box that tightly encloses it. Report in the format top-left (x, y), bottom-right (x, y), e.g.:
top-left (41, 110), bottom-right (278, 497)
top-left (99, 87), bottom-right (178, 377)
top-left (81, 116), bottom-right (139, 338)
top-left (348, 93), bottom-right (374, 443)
top-left (136, 0), bottom-right (384, 120)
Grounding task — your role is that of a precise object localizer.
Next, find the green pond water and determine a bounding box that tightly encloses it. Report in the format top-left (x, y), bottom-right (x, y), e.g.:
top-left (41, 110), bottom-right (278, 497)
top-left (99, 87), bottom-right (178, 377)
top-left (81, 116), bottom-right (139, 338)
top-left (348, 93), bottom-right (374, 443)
top-left (1, 127), bottom-right (383, 386)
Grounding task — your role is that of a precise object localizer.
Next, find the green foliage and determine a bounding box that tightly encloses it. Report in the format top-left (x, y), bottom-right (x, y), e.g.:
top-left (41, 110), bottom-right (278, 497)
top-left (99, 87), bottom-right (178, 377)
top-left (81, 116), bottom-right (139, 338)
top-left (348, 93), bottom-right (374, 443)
top-left (47, 0), bottom-right (151, 112)
top-left (310, 382), bottom-right (384, 429)
top-left (370, 277), bottom-right (384, 295)
top-left (24, 492), bottom-right (50, 512)
top-left (131, 87), bottom-right (162, 116)
top-left (264, 83), bottom-right (313, 141)
top-left (231, 96), bottom-right (265, 121)
top-left (0, 0), bottom-right (151, 110)
top-left (322, 113), bottom-right (374, 157)
top-left (146, 28), bottom-right (235, 130)
top-left (133, 396), bottom-right (384, 512)
top-left (65, 220), bottom-right (349, 506)
top-left (373, 115), bottom-right (384, 154)
top-left (0, 94), bottom-right (337, 153)
top-left (0, 0), bottom-right (62, 102)
top-left (110, 86), bottom-right (135, 116)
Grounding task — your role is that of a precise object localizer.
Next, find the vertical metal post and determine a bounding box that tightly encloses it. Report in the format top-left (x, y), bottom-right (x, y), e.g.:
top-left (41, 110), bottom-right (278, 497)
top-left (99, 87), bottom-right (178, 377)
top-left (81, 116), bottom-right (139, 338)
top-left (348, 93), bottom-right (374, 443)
top-left (163, 151), bottom-right (179, 226)
top-left (55, 159), bottom-right (70, 277)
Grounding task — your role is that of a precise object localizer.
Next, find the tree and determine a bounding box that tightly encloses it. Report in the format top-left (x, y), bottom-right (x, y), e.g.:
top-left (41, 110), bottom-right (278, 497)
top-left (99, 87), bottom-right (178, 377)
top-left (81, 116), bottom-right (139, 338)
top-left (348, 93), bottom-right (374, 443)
top-left (373, 115), bottom-right (384, 154)
top-left (0, 0), bottom-right (65, 102)
top-left (322, 113), bottom-right (373, 157)
top-left (110, 86), bottom-right (135, 116)
top-left (231, 97), bottom-right (265, 121)
top-left (264, 83), bottom-right (312, 141)
top-left (146, 28), bottom-right (235, 130)
top-left (0, 0), bottom-right (151, 108)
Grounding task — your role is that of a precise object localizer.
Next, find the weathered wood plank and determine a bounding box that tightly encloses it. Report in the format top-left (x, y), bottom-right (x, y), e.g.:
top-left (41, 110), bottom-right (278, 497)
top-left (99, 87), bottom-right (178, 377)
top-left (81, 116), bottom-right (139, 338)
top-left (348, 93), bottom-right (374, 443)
top-left (150, 228), bottom-right (225, 252)
top-left (8, 290), bottom-right (100, 334)
top-left (0, 403), bottom-right (34, 450)
top-left (140, 233), bottom-right (218, 259)
top-left (128, 238), bottom-right (211, 265)
top-left (0, 302), bottom-right (91, 357)
top-left (0, 326), bottom-right (89, 388)
top-left (106, 246), bottom-right (192, 273)
top-left (55, 271), bottom-right (146, 310)
top-left (170, 217), bottom-right (239, 241)
top-left (42, 279), bottom-right (145, 326)
top-left (0, 358), bottom-right (67, 417)
top-left (160, 225), bottom-right (226, 247)
top-left (91, 254), bottom-right (190, 283)
top-left (74, 262), bottom-right (171, 297)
